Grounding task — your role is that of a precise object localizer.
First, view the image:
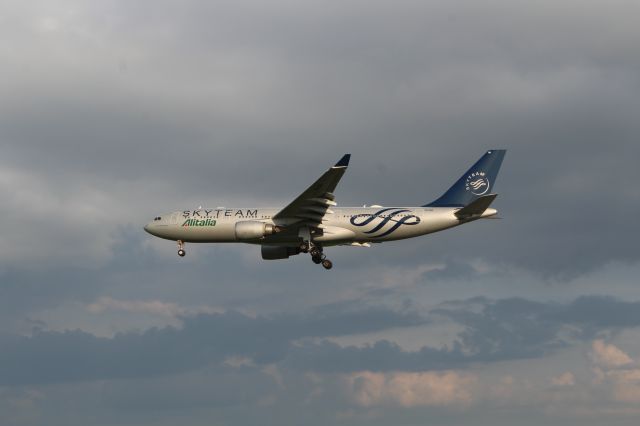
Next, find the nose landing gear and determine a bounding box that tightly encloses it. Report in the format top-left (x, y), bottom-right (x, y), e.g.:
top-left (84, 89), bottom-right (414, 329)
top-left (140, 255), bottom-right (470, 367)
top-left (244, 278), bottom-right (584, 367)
top-left (177, 240), bottom-right (186, 257)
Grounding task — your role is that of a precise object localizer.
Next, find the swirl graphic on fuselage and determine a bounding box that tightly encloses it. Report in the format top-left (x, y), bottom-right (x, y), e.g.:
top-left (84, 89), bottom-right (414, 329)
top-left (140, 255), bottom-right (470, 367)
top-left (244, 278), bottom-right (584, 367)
top-left (350, 208), bottom-right (421, 238)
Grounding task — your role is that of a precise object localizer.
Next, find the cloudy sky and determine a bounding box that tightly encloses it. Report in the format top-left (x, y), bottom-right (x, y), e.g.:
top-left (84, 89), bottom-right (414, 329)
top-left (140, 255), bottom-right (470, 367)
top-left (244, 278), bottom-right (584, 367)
top-left (1, 0), bottom-right (640, 424)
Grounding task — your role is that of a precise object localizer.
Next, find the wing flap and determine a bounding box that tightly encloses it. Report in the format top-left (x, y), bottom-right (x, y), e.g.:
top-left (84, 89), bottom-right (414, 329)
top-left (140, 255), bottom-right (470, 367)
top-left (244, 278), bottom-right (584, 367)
top-left (307, 198), bottom-right (337, 207)
top-left (294, 213), bottom-right (325, 222)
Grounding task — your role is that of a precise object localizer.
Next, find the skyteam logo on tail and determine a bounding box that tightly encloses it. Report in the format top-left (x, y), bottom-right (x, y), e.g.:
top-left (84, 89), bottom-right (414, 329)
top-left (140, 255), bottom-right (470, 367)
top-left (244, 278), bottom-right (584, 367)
top-left (465, 171), bottom-right (490, 196)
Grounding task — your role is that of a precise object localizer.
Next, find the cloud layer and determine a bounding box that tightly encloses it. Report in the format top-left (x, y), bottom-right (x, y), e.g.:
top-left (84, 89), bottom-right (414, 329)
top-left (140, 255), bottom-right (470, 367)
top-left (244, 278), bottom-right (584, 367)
top-left (4, 296), bottom-right (640, 387)
top-left (1, 0), bottom-right (640, 424)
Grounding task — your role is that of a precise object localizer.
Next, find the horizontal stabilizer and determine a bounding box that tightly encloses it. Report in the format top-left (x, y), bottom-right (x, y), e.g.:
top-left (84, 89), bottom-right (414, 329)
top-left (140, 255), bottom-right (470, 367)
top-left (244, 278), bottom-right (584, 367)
top-left (454, 194), bottom-right (498, 220)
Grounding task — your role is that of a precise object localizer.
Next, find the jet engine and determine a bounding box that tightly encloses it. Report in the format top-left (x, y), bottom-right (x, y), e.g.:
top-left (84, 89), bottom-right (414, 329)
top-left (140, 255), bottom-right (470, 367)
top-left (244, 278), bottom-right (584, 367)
top-left (235, 221), bottom-right (277, 240)
top-left (261, 245), bottom-right (301, 260)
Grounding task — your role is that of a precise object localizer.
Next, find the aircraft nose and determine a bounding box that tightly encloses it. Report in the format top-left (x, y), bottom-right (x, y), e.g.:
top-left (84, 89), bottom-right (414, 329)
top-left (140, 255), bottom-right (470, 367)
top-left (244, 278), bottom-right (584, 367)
top-left (143, 223), bottom-right (152, 234)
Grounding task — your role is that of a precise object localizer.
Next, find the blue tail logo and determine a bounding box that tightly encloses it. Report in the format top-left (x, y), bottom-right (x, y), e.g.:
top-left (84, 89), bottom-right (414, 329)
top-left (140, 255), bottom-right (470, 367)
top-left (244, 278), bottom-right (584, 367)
top-left (425, 150), bottom-right (506, 207)
top-left (465, 172), bottom-right (490, 195)
top-left (350, 208), bottom-right (420, 238)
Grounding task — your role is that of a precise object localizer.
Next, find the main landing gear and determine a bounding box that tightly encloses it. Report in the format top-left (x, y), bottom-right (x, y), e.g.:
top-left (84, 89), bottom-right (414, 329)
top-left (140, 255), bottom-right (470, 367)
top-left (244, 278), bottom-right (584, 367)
top-left (177, 240), bottom-right (186, 257)
top-left (300, 242), bottom-right (333, 270)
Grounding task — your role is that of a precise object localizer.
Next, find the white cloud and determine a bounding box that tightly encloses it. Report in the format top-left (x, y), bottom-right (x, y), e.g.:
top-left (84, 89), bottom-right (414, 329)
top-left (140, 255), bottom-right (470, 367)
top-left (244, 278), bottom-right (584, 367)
top-left (585, 340), bottom-right (640, 406)
top-left (345, 371), bottom-right (476, 408)
top-left (551, 372), bottom-right (576, 387)
top-left (607, 369), bottom-right (640, 404)
top-left (85, 296), bottom-right (221, 318)
top-left (589, 340), bottom-right (634, 369)
top-left (338, 342), bottom-right (640, 416)
top-left (223, 356), bottom-right (256, 369)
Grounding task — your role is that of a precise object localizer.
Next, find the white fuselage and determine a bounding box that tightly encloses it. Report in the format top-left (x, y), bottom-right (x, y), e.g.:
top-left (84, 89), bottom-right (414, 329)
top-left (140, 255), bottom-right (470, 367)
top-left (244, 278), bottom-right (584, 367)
top-left (144, 206), bottom-right (497, 246)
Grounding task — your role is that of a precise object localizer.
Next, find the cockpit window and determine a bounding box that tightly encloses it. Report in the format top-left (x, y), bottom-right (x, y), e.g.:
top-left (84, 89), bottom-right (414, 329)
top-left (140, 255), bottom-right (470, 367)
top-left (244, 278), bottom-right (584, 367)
top-left (154, 217), bottom-right (162, 221)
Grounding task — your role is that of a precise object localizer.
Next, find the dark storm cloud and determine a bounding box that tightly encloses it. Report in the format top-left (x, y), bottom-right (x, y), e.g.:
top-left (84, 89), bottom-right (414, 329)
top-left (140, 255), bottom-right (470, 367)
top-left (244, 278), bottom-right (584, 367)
top-left (0, 226), bottom-right (162, 326)
top-left (0, 304), bottom-right (424, 385)
top-left (3, 295), bottom-right (640, 384)
top-left (2, 0), bottom-right (640, 424)
top-left (285, 296), bottom-right (640, 372)
top-left (2, 0), bottom-right (639, 278)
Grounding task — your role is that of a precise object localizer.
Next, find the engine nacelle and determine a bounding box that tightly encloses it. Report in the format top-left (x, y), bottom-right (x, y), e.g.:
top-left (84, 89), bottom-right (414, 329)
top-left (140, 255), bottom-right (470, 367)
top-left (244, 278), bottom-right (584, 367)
top-left (261, 245), bottom-right (301, 260)
top-left (235, 221), bottom-right (277, 240)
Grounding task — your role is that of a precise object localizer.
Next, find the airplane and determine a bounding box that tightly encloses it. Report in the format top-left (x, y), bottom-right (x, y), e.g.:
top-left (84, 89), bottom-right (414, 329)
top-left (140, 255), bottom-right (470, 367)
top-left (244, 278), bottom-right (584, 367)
top-left (144, 150), bottom-right (506, 270)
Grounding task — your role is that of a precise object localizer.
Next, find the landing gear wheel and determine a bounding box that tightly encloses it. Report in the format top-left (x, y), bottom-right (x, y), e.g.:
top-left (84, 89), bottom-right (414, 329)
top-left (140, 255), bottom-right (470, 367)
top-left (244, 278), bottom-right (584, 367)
top-left (311, 256), bottom-right (322, 264)
top-left (177, 240), bottom-right (186, 257)
top-left (310, 247), bottom-right (321, 258)
top-left (321, 259), bottom-right (333, 270)
top-left (299, 242), bottom-right (309, 253)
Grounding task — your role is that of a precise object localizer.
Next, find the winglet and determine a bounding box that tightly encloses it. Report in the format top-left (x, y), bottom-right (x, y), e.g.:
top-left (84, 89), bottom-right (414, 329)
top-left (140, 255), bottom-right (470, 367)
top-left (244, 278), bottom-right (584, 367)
top-left (334, 154), bottom-right (351, 168)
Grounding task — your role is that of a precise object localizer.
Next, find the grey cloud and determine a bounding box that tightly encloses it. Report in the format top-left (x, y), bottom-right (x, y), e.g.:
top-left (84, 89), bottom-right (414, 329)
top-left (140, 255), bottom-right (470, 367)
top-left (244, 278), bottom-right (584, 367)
top-left (1, 0), bottom-right (639, 278)
top-left (99, 367), bottom-right (276, 412)
top-left (285, 296), bottom-right (640, 372)
top-left (0, 303), bottom-right (424, 385)
top-left (4, 295), bottom-right (640, 384)
top-left (284, 339), bottom-right (467, 373)
top-left (440, 295), bottom-right (640, 344)
top-left (2, 0), bottom-right (640, 424)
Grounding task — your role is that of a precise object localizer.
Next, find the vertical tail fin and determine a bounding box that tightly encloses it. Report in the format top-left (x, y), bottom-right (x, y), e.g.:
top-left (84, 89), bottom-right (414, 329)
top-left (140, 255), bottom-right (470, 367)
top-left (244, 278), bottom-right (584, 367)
top-left (424, 150), bottom-right (506, 207)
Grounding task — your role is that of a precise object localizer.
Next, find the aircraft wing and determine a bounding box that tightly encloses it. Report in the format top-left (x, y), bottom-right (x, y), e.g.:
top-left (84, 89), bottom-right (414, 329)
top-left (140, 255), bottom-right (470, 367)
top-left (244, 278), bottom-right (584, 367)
top-left (272, 154), bottom-right (350, 228)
